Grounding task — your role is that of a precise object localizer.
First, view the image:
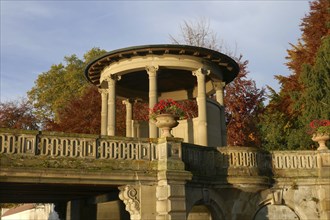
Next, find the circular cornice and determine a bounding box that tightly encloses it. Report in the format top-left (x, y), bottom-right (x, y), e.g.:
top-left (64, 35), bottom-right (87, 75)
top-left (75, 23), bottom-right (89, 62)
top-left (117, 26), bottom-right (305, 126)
top-left (84, 44), bottom-right (240, 87)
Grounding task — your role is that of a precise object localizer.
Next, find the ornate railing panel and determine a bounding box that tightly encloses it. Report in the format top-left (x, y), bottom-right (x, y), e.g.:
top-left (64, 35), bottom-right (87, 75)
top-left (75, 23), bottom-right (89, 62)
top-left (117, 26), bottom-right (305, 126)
top-left (38, 136), bottom-right (97, 158)
top-left (0, 129), bottom-right (157, 161)
top-left (0, 131), bottom-right (38, 155)
top-left (98, 139), bottom-right (156, 160)
top-left (271, 151), bottom-right (318, 169)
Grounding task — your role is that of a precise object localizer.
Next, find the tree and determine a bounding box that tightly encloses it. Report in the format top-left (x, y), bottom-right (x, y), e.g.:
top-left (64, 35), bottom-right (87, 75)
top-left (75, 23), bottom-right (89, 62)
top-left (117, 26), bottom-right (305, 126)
top-left (225, 57), bottom-right (265, 146)
top-left (45, 86), bottom-right (101, 134)
top-left (28, 48), bottom-right (107, 124)
top-left (170, 18), bottom-right (265, 146)
top-left (170, 17), bottom-right (219, 51)
top-left (46, 85), bottom-right (144, 136)
top-left (260, 0), bottom-right (329, 150)
top-left (273, 0), bottom-right (329, 119)
top-left (0, 99), bottom-right (39, 130)
top-left (297, 35), bottom-right (330, 132)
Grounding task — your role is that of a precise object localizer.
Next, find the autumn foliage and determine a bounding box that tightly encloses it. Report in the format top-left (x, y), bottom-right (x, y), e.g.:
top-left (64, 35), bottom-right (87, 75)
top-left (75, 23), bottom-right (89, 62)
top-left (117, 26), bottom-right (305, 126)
top-left (274, 0), bottom-right (329, 118)
top-left (45, 86), bottom-right (101, 134)
top-left (260, 0), bottom-right (330, 150)
top-left (0, 99), bottom-right (39, 130)
top-left (225, 57), bottom-right (265, 146)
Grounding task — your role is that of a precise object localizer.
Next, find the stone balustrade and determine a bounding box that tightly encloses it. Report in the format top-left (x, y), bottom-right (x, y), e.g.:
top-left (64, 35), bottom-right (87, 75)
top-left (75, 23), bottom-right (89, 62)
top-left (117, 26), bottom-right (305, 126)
top-left (182, 144), bottom-right (329, 179)
top-left (1, 129), bottom-right (329, 178)
top-left (271, 151), bottom-right (318, 169)
top-left (0, 129), bottom-right (157, 161)
top-left (182, 144), bottom-right (271, 177)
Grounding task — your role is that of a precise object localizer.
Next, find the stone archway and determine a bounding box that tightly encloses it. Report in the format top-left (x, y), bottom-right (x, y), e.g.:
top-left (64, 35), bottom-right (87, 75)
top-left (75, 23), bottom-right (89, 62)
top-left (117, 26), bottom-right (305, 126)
top-left (188, 205), bottom-right (212, 220)
top-left (254, 204), bottom-right (300, 220)
top-left (186, 187), bottom-right (227, 220)
top-left (187, 201), bottom-right (226, 220)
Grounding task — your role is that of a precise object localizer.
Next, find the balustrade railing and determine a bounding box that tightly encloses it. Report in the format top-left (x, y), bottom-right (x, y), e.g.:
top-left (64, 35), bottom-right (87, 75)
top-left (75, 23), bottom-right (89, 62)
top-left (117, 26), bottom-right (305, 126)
top-left (182, 144), bottom-right (271, 175)
top-left (271, 151), bottom-right (318, 169)
top-left (182, 144), bottom-right (323, 176)
top-left (0, 129), bottom-right (327, 172)
top-left (0, 129), bottom-right (157, 161)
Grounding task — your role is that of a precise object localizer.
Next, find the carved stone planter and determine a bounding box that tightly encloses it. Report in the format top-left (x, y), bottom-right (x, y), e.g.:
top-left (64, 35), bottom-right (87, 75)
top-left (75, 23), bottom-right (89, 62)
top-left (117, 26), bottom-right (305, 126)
top-left (312, 133), bottom-right (329, 150)
top-left (155, 114), bottom-right (179, 137)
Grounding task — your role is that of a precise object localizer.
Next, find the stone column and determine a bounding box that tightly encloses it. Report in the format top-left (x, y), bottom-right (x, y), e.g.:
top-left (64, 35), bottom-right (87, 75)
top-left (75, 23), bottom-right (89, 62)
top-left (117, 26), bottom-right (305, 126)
top-left (107, 74), bottom-right (120, 136)
top-left (146, 65), bottom-right (159, 138)
top-left (213, 81), bottom-right (225, 106)
top-left (192, 68), bottom-right (210, 146)
top-left (99, 88), bottom-right (108, 136)
top-left (213, 81), bottom-right (227, 146)
top-left (122, 99), bottom-right (133, 137)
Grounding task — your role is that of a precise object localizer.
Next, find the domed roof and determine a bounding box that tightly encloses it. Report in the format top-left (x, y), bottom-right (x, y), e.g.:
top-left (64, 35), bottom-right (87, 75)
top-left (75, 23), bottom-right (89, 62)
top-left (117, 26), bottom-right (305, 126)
top-left (85, 44), bottom-right (239, 100)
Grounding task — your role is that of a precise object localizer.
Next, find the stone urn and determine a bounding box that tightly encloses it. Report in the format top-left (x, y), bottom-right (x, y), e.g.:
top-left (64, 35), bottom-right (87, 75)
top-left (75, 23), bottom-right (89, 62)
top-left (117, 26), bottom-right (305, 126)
top-left (155, 114), bottom-right (179, 137)
top-left (312, 133), bottom-right (329, 150)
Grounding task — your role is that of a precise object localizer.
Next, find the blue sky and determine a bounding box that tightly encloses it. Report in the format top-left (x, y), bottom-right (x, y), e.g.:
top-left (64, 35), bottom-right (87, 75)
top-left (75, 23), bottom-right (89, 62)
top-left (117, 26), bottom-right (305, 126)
top-left (0, 0), bottom-right (310, 103)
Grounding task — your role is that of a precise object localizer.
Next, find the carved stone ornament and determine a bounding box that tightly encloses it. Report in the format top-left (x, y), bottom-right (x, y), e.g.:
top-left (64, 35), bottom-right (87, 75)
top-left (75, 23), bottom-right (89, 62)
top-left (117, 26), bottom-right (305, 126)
top-left (145, 65), bottom-right (159, 76)
top-left (271, 189), bottom-right (283, 205)
top-left (192, 68), bottom-right (211, 78)
top-left (106, 74), bottom-right (121, 83)
top-left (119, 185), bottom-right (141, 217)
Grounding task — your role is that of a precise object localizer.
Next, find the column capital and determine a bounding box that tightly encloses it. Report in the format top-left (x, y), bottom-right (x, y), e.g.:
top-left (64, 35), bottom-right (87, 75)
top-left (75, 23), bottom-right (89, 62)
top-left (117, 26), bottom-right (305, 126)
top-left (105, 74), bottom-right (121, 82)
top-left (122, 98), bottom-right (134, 105)
top-left (119, 185), bottom-right (141, 219)
top-left (145, 65), bottom-right (159, 77)
top-left (192, 68), bottom-right (210, 78)
top-left (213, 81), bottom-right (226, 90)
top-left (98, 88), bottom-right (109, 94)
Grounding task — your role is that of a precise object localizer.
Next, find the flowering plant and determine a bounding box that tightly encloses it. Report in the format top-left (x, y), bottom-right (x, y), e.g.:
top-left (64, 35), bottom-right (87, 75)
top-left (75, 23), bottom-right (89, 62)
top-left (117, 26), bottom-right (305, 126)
top-left (309, 119), bottom-right (330, 135)
top-left (149, 99), bottom-right (187, 120)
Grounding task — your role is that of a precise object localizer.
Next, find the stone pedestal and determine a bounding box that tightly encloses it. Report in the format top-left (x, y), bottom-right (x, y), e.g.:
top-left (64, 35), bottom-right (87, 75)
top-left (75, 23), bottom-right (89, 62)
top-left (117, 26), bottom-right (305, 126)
top-left (119, 138), bottom-right (192, 220)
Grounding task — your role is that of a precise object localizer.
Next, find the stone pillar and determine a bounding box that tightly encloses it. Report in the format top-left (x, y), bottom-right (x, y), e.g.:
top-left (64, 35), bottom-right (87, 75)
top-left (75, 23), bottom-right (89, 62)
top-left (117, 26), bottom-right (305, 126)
top-left (156, 138), bottom-right (193, 220)
top-left (213, 81), bottom-right (225, 106)
top-left (146, 65), bottom-right (159, 138)
top-left (118, 139), bottom-right (192, 220)
top-left (99, 88), bottom-right (108, 136)
top-left (192, 68), bottom-right (210, 146)
top-left (122, 99), bottom-right (133, 137)
top-left (317, 151), bottom-right (330, 219)
top-left (213, 81), bottom-right (227, 146)
top-left (133, 121), bottom-right (140, 138)
top-left (107, 74), bottom-right (120, 136)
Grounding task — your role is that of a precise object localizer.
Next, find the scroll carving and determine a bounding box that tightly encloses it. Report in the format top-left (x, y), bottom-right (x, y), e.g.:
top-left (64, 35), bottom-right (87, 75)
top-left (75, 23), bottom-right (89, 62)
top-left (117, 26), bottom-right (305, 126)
top-left (119, 185), bottom-right (141, 218)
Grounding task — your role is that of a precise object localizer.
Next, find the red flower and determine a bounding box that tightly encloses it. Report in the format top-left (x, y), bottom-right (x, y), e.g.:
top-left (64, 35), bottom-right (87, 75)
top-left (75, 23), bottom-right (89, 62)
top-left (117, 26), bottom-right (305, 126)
top-left (150, 99), bottom-right (187, 120)
top-left (308, 119), bottom-right (330, 135)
